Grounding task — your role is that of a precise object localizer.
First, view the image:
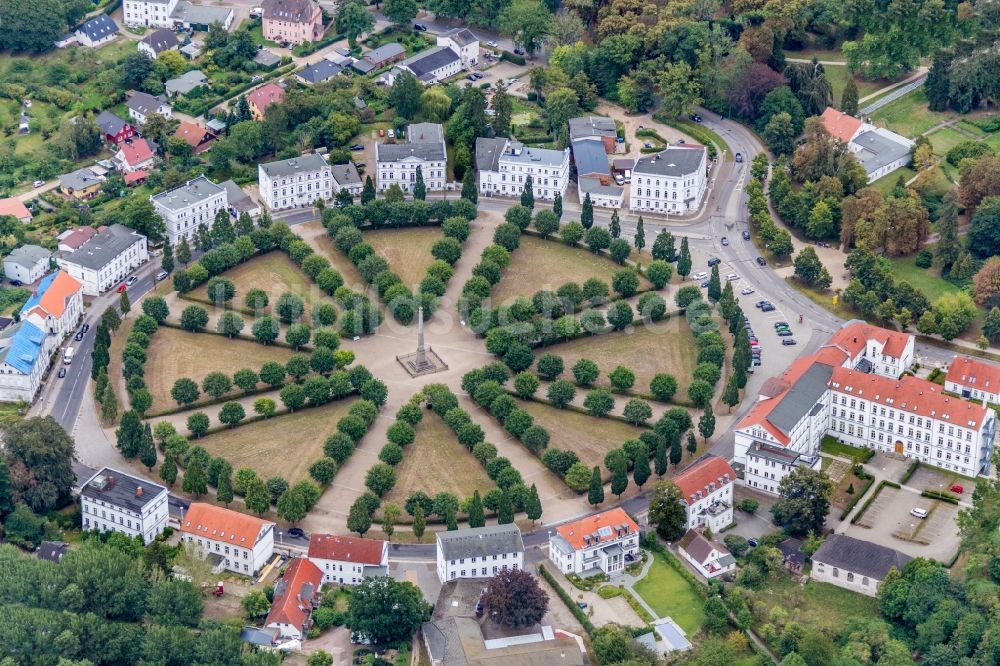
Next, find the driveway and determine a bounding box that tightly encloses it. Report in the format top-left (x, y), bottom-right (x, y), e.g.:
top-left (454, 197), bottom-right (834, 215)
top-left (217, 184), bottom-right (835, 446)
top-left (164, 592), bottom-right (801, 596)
top-left (845, 483), bottom-right (960, 561)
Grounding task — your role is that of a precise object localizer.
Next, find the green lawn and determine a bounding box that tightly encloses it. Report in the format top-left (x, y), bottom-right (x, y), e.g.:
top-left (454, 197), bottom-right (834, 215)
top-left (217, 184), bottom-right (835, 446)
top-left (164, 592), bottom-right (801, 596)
top-left (820, 436), bottom-right (874, 463)
top-left (870, 89), bottom-right (954, 139)
top-left (927, 127), bottom-right (972, 156)
top-left (746, 576), bottom-right (879, 645)
top-left (957, 120), bottom-right (988, 137)
top-left (821, 65), bottom-right (884, 103)
top-left (889, 253), bottom-right (961, 302)
top-left (870, 167), bottom-right (916, 196)
top-left (633, 552), bottom-right (705, 634)
top-left (985, 133), bottom-right (1000, 152)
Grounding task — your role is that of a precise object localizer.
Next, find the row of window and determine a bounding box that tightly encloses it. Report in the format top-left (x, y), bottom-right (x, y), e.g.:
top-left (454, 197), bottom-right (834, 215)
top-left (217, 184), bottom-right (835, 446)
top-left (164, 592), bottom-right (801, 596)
top-left (834, 393), bottom-right (975, 439)
top-left (496, 173), bottom-right (562, 187)
top-left (634, 177), bottom-right (697, 187)
top-left (832, 420), bottom-right (973, 456)
top-left (379, 171), bottom-right (445, 180)
top-left (816, 563), bottom-right (871, 586)
top-left (631, 200), bottom-right (685, 211)
top-left (498, 165), bottom-right (565, 177)
top-left (450, 563), bottom-right (518, 579)
top-left (273, 174), bottom-right (331, 186)
top-left (185, 534), bottom-right (250, 559)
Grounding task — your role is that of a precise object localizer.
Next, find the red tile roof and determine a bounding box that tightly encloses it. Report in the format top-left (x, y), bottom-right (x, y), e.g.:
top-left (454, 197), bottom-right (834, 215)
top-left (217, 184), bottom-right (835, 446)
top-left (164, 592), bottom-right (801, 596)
top-left (307, 533), bottom-right (385, 565)
top-left (829, 367), bottom-right (989, 428)
top-left (124, 169), bottom-right (149, 185)
top-left (174, 122), bottom-right (210, 148)
top-left (265, 558), bottom-right (323, 631)
top-left (29, 271), bottom-right (81, 319)
top-left (119, 138), bottom-right (154, 166)
top-left (826, 322), bottom-right (911, 359)
top-left (555, 507), bottom-right (638, 551)
top-left (946, 356), bottom-right (1000, 396)
top-left (248, 82), bottom-right (285, 113)
top-left (673, 456), bottom-right (735, 504)
top-left (180, 502), bottom-right (273, 546)
top-left (59, 226), bottom-right (98, 250)
top-left (0, 198), bottom-right (31, 220)
top-left (737, 354), bottom-right (835, 444)
top-left (820, 107), bottom-right (862, 143)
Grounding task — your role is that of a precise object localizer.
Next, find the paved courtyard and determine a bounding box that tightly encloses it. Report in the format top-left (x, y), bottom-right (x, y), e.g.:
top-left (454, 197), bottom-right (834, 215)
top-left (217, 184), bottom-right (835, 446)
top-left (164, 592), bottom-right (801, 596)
top-left (846, 484), bottom-right (960, 562)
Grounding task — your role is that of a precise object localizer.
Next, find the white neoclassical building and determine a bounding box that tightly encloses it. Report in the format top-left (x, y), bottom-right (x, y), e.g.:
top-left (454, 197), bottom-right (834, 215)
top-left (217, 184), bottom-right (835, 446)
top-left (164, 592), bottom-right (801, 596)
top-left (179, 503), bottom-right (275, 575)
top-left (435, 524), bottom-right (524, 584)
top-left (56, 224), bottom-right (148, 296)
top-left (673, 455), bottom-right (735, 533)
top-left (307, 533), bottom-right (388, 585)
top-left (375, 123), bottom-right (447, 193)
top-left (475, 137), bottom-right (570, 201)
top-left (123, 0), bottom-right (178, 28)
top-left (258, 153), bottom-right (333, 210)
top-left (629, 145), bottom-right (707, 214)
top-left (80, 467), bottom-right (169, 544)
top-left (151, 175), bottom-right (228, 245)
top-left (547, 508), bottom-right (639, 576)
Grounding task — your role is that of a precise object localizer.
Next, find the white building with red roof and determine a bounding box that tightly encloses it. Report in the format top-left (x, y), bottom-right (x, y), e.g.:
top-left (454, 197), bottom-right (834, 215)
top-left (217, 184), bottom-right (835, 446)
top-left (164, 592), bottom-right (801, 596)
top-left (307, 533), bottom-right (388, 585)
top-left (946, 356), bottom-right (1000, 406)
top-left (547, 507), bottom-right (639, 575)
top-left (265, 557), bottom-right (324, 640)
top-left (673, 455), bottom-right (736, 532)
top-left (735, 322), bottom-right (996, 494)
top-left (114, 138), bottom-right (156, 173)
top-left (179, 503), bottom-right (275, 575)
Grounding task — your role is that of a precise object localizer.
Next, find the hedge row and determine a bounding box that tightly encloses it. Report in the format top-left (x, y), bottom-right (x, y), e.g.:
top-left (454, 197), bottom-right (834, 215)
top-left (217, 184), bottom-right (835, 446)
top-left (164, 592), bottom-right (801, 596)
top-left (839, 466), bottom-right (875, 520)
top-left (851, 480), bottom-right (901, 524)
top-left (537, 564), bottom-right (595, 634)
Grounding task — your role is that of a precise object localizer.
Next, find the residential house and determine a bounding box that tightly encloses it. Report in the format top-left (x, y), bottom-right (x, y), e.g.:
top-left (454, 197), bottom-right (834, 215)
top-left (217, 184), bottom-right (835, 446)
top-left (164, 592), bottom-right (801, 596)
top-left (819, 107), bottom-right (913, 182)
top-left (123, 0), bottom-right (179, 28)
top-left (96, 111), bottom-right (138, 145)
top-left (265, 558), bottom-right (324, 640)
top-left (56, 223), bottom-right (149, 296)
top-left (0, 198), bottom-right (32, 223)
top-left (673, 455), bottom-right (736, 533)
top-left (811, 534), bottom-right (911, 596)
top-left (221, 180), bottom-right (262, 218)
top-left (547, 507), bottom-right (639, 575)
top-left (75, 15), bottom-right (118, 48)
top-left (36, 541), bottom-right (69, 563)
top-left (435, 524), bottom-right (524, 584)
top-left (165, 70), bottom-right (208, 97)
top-left (0, 320), bottom-right (48, 402)
top-left (59, 168), bottom-right (105, 200)
top-left (247, 82), bottom-right (285, 120)
top-left (173, 121), bottom-right (214, 153)
top-left (180, 42), bottom-right (202, 59)
top-left (254, 48), bottom-right (281, 69)
top-left (240, 627), bottom-right (279, 650)
top-left (307, 533), bottom-right (388, 585)
top-left (151, 175), bottom-right (228, 244)
top-left (326, 46), bottom-right (354, 66)
top-left (80, 467), bottom-right (169, 544)
top-left (57, 226), bottom-right (100, 252)
top-left (572, 136), bottom-right (622, 208)
top-left (392, 45), bottom-right (462, 85)
top-left (137, 28), bottom-right (180, 58)
top-left (947, 356), bottom-right (1000, 405)
top-left (19, 270), bottom-right (85, 344)
top-left (735, 322), bottom-right (996, 495)
top-left (3, 245), bottom-right (51, 284)
top-left (262, 0), bottom-right (323, 45)
top-left (568, 116), bottom-right (618, 152)
top-left (777, 538), bottom-right (806, 574)
top-left (630, 145), bottom-right (708, 215)
top-left (376, 122), bottom-right (447, 193)
top-left (363, 42), bottom-right (405, 69)
top-left (331, 163), bottom-right (363, 197)
top-left (295, 60), bottom-right (341, 85)
top-left (258, 153), bottom-right (333, 210)
top-left (179, 502), bottom-right (275, 575)
top-left (126, 91), bottom-right (172, 124)
top-left (475, 137), bottom-right (570, 201)
top-left (437, 28), bottom-right (479, 67)
top-left (115, 138), bottom-right (157, 173)
top-left (170, 2), bottom-right (234, 31)
top-left (677, 530), bottom-right (736, 580)
top-left (351, 59), bottom-right (375, 75)
top-left (422, 580), bottom-right (586, 666)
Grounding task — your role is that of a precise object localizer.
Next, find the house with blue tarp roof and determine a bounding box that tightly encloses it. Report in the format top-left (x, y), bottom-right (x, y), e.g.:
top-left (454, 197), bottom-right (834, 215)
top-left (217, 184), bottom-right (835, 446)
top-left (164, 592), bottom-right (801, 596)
top-left (0, 320), bottom-right (49, 402)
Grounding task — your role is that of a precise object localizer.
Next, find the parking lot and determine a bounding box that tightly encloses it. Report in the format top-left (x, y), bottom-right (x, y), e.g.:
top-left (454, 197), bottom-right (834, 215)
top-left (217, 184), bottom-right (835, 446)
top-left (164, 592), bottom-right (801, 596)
top-left (846, 484), bottom-right (960, 562)
top-left (907, 464), bottom-right (976, 498)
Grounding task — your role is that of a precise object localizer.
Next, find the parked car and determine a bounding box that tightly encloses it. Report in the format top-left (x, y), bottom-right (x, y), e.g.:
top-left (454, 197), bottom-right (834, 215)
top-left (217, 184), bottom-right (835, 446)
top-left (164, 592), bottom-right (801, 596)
top-left (513, 47), bottom-right (525, 55)
top-left (911, 507), bottom-right (928, 518)
top-left (761, 303), bottom-right (775, 312)
top-left (700, 281), bottom-right (710, 288)
top-left (691, 271), bottom-right (708, 281)
top-left (742, 230), bottom-right (751, 240)
top-left (350, 144), bottom-right (364, 151)
top-left (756, 256), bottom-right (767, 266)
top-left (721, 236), bottom-right (729, 246)
top-left (487, 40), bottom-right (498, 48)
top-left (125, 275), bottom-right (138, 286)
top-left (32, 180), bottom-right (44, 188)
top-left (755, 300), bottom-right (769, 308)
top-left (155, 270), bottom-right (169, 281)
top-left (288, 527), bottom-right (305, 538)
top-left (387, 129), bottom-right (395, 139)
top-left (774, 321), bottom-right (789, 328)
top-left (778, 330), bottom-right (793, 336)
top-left (413, 23), bottom-right (428, 31)
top-left (466, 74), bottom-right (477, 81)
top-left (58, 367), bottom-right (66, 378)
top-left (726, 273), bottom-right (740, 281)
top-left (950, 484), bottom-right (964, 494)
top-left (748, 538), bottom-right (759, 547)
top-left (741, 286), bottom-right (755, 295)
top-left (8, 279), bottom-right (22, 287)
top-left (690, 114), bottom-right (703, 123)
top-left (735, 152), bottom-right (743, 163)
top-left (116, 283), bottom-right (127, 293)
top-left (781, 338), bottom-right (797, 345)
top-left (707, 257), bottom-right (721, 267)
top-left (81, 324), bottom-right (90, 333)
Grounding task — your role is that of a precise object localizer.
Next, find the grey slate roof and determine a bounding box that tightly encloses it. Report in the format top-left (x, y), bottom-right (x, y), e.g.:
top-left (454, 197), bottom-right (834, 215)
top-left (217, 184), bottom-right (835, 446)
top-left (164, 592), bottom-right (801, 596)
top-left (152, 175), bottom-right (224, 211)
top-left (259, 153), bottom-right (329, 178)
top-left (61, 224), bottom-right (144, 270)
top-left (409, 123), bottom-right (444, 144)
top-left (351, 59), bottom-right (375, 74)
top-left (748, 441), bottom-right (804, 466)
top-left (331, 163), bottom-right (361, 187)
top-left (853, 129), bottom-right (912, 176)
top-left (578, 176), bottom-right (623, 197)
top-left (170, 1), bottom-right (233, 26)
top-left (633, 146), bottom-right (706, 177)
top-left (296, 60), bottom-right (342, 83)
top-left (140, 28), bottom-right (179, 55)
top-left (262, 0), bottom-right (317, 22)
top-left (377, 123), bottom-right (446, 162)
top-left (569, 115), bottom-right (616, 141)
top-left (476, 137), bottom-right (507, 172)
top-left (572, 137), bottom-right (610, 177)
top-left (59, 167), bottom-right (104, 192)
top-left (220, 180), bottom-right (251, 205)
top-left (442, 28), bottom-right (478, 46)
top-left (4, 245), bottom-right (51, 271)
top-left (165, 70), bottom-right (207, 95)
top-left (254, 48), bottom-right (280, 67)
top-left (436, 524), bottom-right (524, 560)
top-left (81, 467), bottom-right (167, 513)
top-left (365, 42), bottom-right (405, 64)
top-left (36, 541), bottom-right (69, 563)
top-left (96, 111), bottom-right (130, 137)
top-left (499, 141), bottom-right (567, 168)
top-left (767, 362), bottom-right (834, 435)
top-left (126, 91), bottom-right (169, 116)
top-left (78, 15), bottom-right (117, 42)
top-left (813, 534), bottom-right (912, 580)
top-left (402, 46), bottom-right (459, 79)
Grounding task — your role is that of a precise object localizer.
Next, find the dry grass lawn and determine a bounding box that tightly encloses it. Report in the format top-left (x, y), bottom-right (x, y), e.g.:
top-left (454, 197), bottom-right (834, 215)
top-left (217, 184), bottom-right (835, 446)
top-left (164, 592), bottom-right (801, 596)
top-left (538, 322), bottom-right (699, 397)
top-left (492, 236), bottom-right (651, 304)
top-left (519, 399), bottom-right (646, 477)
top-left (188, 252), bottom-right (326, 316)
top-left (194, 397), bottom-right (358, 484)
top-left (145, 327), bottom-right (296, 408)
top-left (296, 220), bottom-right (367, 289)
top-left (382, 413), bottom-right (494, 515)
top-left (364, 227), bottom-right (443, 287)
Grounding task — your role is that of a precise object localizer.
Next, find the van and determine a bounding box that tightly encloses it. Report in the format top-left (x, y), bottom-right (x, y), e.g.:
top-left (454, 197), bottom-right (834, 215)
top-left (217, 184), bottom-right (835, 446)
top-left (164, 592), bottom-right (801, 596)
top-left (614, 174), bottom-right (624, 186)
top-left (63, 347), bottom-right (75, 365)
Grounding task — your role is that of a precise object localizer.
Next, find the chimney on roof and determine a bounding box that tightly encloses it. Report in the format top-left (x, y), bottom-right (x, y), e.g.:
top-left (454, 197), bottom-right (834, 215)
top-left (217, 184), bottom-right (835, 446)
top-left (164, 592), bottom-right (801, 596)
top-left (136, 486), bottom-right (144, 497)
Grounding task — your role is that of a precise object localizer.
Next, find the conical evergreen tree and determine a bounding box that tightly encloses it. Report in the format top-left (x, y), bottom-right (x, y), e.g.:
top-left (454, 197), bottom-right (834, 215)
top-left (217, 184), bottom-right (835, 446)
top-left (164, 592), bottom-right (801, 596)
top-left (176, 237), bottom-right (192, 265)
top-left (634, 216), bottom-right (645, 252)
top-left (678, 236), bottom-right (692, 277)
top-left (161, 240), bottom-right (174, 274)
top-left (588, 466), bottom-right (604, 506)
top-left (159, 453), bottom-right (177, 486)
top-left (413, 166), bottom-right (426, 200)
top-left (461, 169), bottom-right (478, 204)
top-left (216, 467), bottom-right (234, 506)
top-left (553, 192), bottom-right (562, 219)
top-left (467, 490), bottom-right (485, 528)
top-left (497, 491), bottom-right (514, 524)
top-left (609, 210), bottom-right (620, 238)
top-left (581, 193), bottom-right (594, 229)
top-left (655, 437), bottom-right (668, 477)
top-left (520, 175), bottom-right (535, 209)
top-left (840, 78), bottom-right (859, 115)
top-left (525, 484), bottom-right (542, 522)
top-left (139, 423), bottom-right (157, 470)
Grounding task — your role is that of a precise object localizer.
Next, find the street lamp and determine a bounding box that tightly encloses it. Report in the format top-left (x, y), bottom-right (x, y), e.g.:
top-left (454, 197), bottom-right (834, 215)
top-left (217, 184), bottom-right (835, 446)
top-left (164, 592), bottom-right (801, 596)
top-left (278, 531), bottom-right (283, 546)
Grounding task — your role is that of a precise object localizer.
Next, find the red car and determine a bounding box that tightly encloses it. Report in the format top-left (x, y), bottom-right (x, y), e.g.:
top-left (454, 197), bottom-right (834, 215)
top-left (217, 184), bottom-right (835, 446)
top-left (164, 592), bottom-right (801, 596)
top-left (116, 283), bottom-right (127, 293)
top-left (950, 484), bottom-right (964, 494)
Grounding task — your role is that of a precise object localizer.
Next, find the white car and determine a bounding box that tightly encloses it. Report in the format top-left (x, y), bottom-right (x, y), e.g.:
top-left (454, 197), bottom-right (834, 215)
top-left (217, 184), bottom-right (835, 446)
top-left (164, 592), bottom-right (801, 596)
top-left (507, 78), bottom-right (519, 85)
top-left (691, 271), bottom-right (708, 281)
top-left (740, 286), bottom-right (755, 295)
top-left (487, 40), bottom-right (498, 48)
top-left (387, 129), bottom-right (395, 139)
top-left (726, 273), bottom-right (740, 281)
top-left (32, 180), bottom-right (44, 188)
top-left (911, 507), bottom-right (928, 518)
